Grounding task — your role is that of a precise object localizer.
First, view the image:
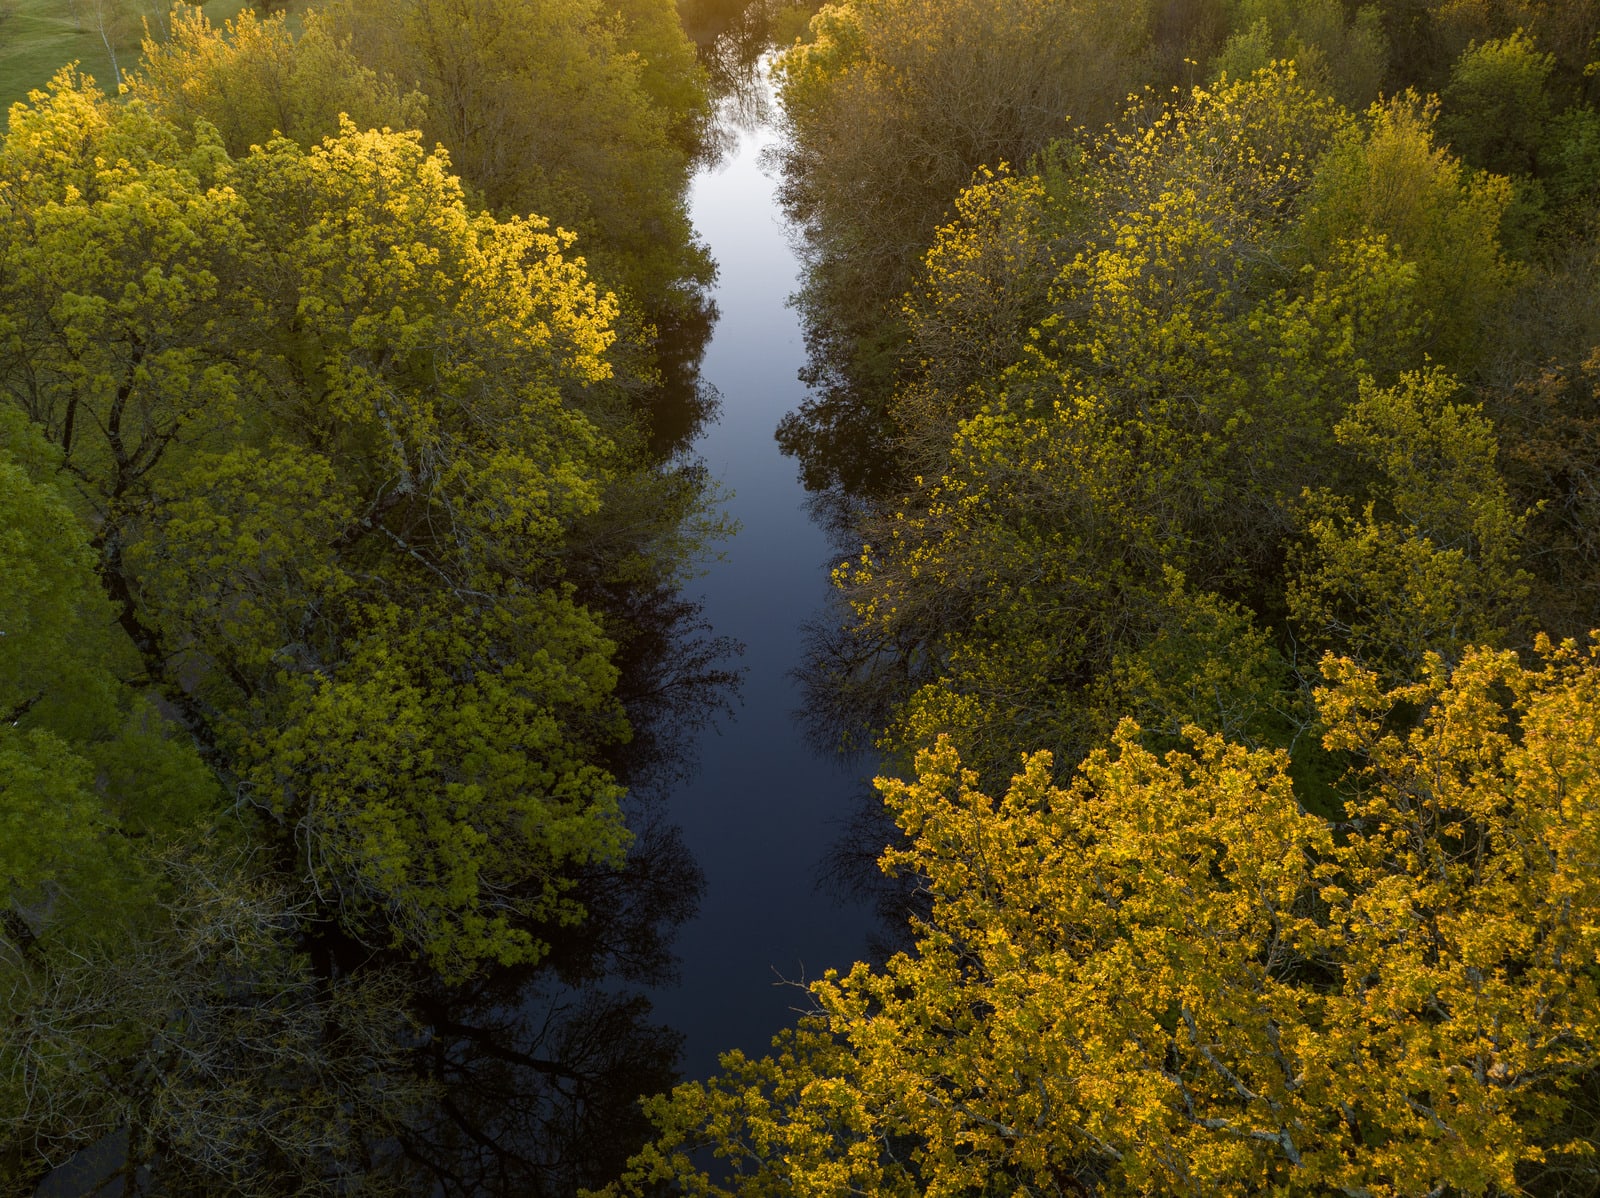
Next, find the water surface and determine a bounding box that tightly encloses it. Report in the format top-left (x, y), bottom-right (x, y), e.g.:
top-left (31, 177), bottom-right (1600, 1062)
top-left (651, 94), bottom-right (876, 1083)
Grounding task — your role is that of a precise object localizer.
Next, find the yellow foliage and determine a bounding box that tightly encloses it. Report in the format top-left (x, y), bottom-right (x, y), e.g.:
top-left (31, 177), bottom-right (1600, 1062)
top-left (610, 642), bottom-right (1600, 1195)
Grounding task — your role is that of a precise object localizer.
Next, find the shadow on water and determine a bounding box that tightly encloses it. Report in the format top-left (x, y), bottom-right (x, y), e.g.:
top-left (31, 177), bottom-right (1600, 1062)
top-left (642, 298), bottom-right (723, 461)
top-left (685, 0), bottom-right (935, 974)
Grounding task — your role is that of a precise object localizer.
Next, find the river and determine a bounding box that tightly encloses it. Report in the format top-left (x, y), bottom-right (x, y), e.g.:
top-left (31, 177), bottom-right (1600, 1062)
top-left (648, 73), bottom-right (878, 1084)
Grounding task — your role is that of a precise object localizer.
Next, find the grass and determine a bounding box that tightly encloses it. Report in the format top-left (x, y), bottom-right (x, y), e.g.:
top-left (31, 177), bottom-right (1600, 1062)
top-left (0, 0), bottom-right (114, 111)
top-left (0, 0), bottom-right (297, 114)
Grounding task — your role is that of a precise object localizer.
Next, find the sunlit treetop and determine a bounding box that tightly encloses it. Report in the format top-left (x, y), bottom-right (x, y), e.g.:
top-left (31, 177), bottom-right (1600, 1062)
top-left (0, 69), bottom-right (643, 980)
top-left (605, 639), bottom-right (1600, 1197)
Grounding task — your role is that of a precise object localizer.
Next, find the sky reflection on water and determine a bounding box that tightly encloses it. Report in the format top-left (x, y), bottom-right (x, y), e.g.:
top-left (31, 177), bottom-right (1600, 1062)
top-left (649, 95), bottom-right (877, 1084)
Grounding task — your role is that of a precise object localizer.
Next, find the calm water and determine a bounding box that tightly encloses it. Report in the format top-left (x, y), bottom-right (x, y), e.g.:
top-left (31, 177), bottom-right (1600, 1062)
top-left (649, 92), bottom-right (876, 1083)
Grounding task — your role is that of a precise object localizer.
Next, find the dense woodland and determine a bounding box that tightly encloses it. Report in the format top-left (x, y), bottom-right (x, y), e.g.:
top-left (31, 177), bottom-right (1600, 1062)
top-left (0, 1), bottom-right (736, 1192)
top-left (616, 0), bottom-right (1600, 1195)
top-left (3, 0), bottom-right (1600, 1194)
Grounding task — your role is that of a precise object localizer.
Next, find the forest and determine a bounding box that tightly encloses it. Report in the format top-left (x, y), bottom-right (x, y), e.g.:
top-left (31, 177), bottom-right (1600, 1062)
top-left (3, 0), bottom-right (1600, 1194)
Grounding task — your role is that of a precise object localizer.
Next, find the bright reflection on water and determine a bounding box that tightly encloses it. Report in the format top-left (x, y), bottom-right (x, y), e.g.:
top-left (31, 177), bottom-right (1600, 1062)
top-left (650, 81), bottom-right (876, 1084)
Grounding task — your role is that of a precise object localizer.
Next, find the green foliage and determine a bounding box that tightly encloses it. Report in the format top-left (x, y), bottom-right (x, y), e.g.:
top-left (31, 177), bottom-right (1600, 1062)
top-left (774, 0), bottom-right (1152, 294)
top-left (1480, 333), bottom-right (1600, 648)
top-left (0, 424), bottom-right (254, 1193)
top-left (1335, 0), bottom-right (1597, 115)
top-left (0, 423), bottom-right (216, 930)
top-left (322, 0), bottom-right (712, 313)
top-left (0, 65), bottom-right (686, 986)
top-left (606, 0), bottom-right (713, 155)
top-left (1212, 0), bottom-right (1389, 108)
top-left (14, 0), bottom-right (1600, 1189)
top-left (0, 30), bottom-right (733, 1185)
top-left (1439, 29), bottom-right (1556, 175)
top-left (1541, 103), bottom-right (1600, 213)
top-left (120, 0), bottom-right (719, 470)
top-left (1, 0), bottom-right (731, 1175)
top-left (1298, 92), bottom-right (1517, 370)
top-left (128, 5), bottom-right (426, 156)
top-left (1288, 369), bottom-right (1531, 685)
top-left (894, 160), bottom-right (1082, 462)
top-left (1109, 567), bottom-right (1288, 749)
top-left (0, 418), bottom-right (124, 737)
top-left (769, 9), bottom-right (1600, 1185)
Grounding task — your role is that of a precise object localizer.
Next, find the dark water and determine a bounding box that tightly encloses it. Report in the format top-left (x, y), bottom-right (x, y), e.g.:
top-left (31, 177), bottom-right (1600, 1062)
top-left (648, 88), bottom-right (877, 1083)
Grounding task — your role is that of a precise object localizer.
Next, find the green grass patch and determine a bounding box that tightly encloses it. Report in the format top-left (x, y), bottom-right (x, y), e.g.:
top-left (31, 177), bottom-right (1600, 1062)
top-left (0, 1), bottom-right (305, 115)
top-left (0, 0), bottom-right (113, 111)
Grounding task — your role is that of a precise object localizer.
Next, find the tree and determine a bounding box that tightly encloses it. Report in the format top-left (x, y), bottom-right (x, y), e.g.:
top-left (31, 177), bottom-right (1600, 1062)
top-left (1438, 29), bottom-right (1556, 176)
top-left (607, 641), bottom-right (1600, 1196)
top-left (1483, 345), bottom-right (1600, 642)
top-left (1288, 369), bottom-right (1530, 686)
top-left (321, 0), bottom-right (712, 316)
top-left (0, 74), bottom-right (638, 972)
top-left (129, 6), bottom-right (426, 158)
top-left (0, 416), bottom-right (379, 1195)
top-left (86, 0), bottom-right (134, 84)
top-left (5, 846), bottom-right (429, 1197)
top-left (0, 69), bottom-right (726, 1190)
top-left (773, 0), bottom-right (1152, 305)
top-left (128, 0), bottom-right (720, 459)
top-left (1297, 91), bottom-right (1516, 372)
top-left (1209, 0), bottom-right (1389, 109)
top-left (1360, 0), bottom-right (1599, 102)
top-left (771, 0), bottom-right (1167, 496)
top-left (809, 68), bottom-right (1431, 779)
top-left (321, 0), bottom-right (720, 459)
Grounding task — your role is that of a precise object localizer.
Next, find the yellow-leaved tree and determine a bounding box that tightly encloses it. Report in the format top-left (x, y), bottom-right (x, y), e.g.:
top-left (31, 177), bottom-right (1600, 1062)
top-left (607, 640), bottom-right (1600, 1196)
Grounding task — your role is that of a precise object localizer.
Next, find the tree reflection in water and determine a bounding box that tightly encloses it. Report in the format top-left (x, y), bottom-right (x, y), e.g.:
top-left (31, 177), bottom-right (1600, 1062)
top-left (680, 0), bottom-right (811, 138)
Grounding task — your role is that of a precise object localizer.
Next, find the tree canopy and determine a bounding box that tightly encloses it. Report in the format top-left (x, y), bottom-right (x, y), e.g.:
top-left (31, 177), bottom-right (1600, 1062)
top-left (610, 6), bottom-right (1600, 1193)
top-left (1, 45), bottom-right (727, 1191)
top-left (799, 66), bottom-right (1526, 786)
top-left (609, 642), bottom-right (1600, 1196)
top-left (10, 0), bottom-right (1600, 1191)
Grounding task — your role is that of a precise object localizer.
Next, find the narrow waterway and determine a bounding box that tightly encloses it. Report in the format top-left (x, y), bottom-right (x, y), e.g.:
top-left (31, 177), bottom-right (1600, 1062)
top-left (649, 87), bottom-right (876, 1084)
